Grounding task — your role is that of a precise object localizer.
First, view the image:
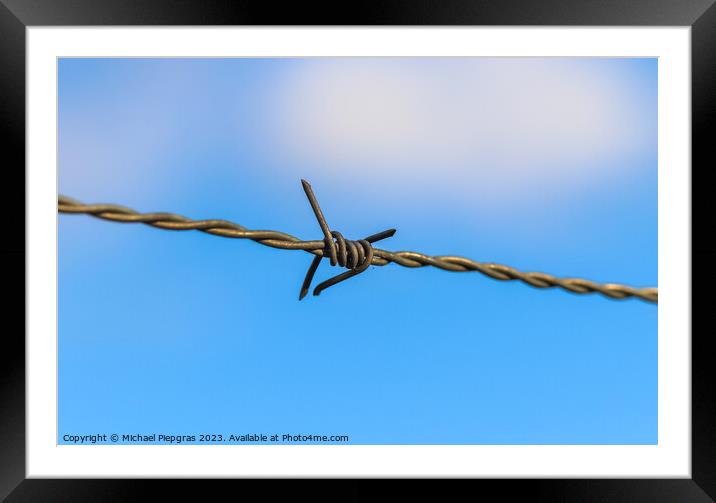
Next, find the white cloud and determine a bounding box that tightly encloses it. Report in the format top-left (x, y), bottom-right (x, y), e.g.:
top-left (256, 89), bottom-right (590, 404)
top-left (262, 58), bottom-right (655, 207)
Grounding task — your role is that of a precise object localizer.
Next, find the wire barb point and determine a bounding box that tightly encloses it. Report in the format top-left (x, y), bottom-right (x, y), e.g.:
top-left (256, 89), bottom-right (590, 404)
top-left (299, 180), bottom-right (394, 300)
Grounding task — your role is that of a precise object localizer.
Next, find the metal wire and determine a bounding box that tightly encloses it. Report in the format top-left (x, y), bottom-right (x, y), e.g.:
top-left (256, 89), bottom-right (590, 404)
top-left (57, 182), bottom-right (658, 304)
top-left (298, 179), bottom-right (397, 299)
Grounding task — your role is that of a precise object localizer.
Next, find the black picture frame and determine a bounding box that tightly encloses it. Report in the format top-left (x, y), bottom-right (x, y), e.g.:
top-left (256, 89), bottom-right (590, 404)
top-left (1, 1), bottom-right (712, 500)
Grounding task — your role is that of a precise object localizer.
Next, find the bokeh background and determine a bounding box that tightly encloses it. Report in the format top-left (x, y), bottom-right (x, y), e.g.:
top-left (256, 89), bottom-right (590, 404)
top-left (58, 58), bottom-right (657, 444)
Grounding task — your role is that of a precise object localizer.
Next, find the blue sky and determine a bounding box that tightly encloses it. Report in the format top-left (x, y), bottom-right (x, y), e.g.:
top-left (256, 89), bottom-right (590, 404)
top-left (58, 58), bottom-right (657, 444)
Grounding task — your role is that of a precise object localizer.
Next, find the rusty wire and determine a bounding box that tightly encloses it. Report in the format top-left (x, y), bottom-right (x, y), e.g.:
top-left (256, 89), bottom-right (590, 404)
top-left (58, 180), bottom-right (658, 304)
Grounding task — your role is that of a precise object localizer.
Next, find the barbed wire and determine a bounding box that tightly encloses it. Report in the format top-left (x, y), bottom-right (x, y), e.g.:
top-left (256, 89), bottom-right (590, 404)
top-left (58, 180), bottom-right (658, 304)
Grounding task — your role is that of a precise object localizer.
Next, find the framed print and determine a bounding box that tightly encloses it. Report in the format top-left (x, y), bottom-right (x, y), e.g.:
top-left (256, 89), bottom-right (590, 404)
top-left (2, 0), bottom-right (714, 501)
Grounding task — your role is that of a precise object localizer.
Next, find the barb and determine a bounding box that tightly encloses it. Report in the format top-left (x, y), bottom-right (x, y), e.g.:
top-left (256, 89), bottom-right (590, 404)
top-left (57, 181), bottom-right (658, 304)
top-left (298, 179), bottom-right (395, 299)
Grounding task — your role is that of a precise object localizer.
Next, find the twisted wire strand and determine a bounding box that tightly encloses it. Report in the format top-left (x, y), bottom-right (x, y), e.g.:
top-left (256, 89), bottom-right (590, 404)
top-left (57, 195), bottom-right (658, 304)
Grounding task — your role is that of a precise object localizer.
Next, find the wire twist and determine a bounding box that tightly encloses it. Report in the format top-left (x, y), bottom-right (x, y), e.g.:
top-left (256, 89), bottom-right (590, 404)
top-left (298, 179), bottom-right (395, 299)
top-left (57, 181), bottom-right (658, 304)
